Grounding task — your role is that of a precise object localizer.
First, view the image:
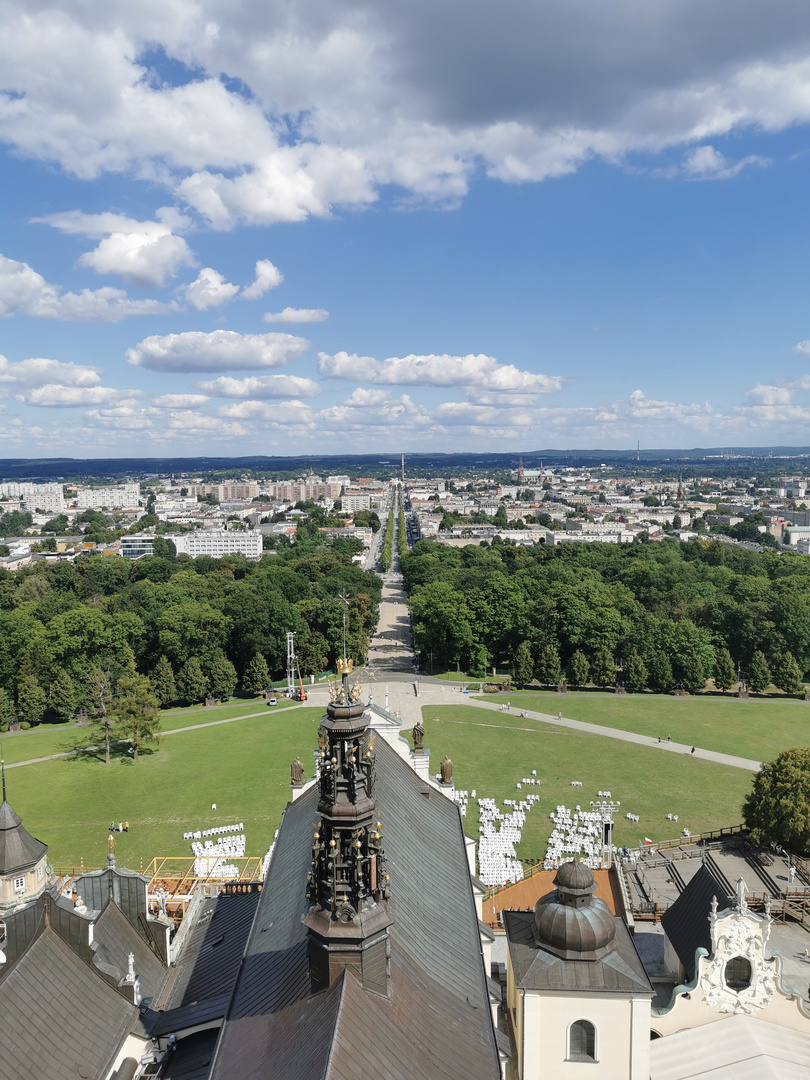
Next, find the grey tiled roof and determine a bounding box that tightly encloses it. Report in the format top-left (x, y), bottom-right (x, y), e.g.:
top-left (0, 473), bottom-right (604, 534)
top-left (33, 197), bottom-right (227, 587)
top-left (660, 865), bottom-right (731, 980)
top-left (92, 900), bottom-right (169, 1002)
top-left (155, 889), bottom-right (260, 1014)
top-left (504, 911), bottom-right (654, 994)
top-left (209, 736), bottom-right (502, 1080)
top-left (0, 799), bottom-right (48, 874)
top-left (0, 926), bottom-right (136, 1080)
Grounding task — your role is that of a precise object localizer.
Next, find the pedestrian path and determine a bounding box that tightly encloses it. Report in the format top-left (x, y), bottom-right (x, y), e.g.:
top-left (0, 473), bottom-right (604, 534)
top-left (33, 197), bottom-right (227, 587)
top-left (427, 696), bottom-right (762, 772)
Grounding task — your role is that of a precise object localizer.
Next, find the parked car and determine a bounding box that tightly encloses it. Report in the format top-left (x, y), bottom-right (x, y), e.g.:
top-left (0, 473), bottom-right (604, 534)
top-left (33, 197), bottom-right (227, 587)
top-left (267, 696), bottom-right (278, 706)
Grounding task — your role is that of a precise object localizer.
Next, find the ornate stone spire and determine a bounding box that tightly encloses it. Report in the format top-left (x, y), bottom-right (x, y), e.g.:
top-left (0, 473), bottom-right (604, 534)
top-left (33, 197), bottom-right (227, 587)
top-left (303, 658), bottom-right (392, 996)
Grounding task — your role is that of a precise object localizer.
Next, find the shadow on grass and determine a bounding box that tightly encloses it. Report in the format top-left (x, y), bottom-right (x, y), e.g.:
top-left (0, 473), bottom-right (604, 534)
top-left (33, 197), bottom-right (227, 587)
top-left (62, 736), bottom-right (159, 766)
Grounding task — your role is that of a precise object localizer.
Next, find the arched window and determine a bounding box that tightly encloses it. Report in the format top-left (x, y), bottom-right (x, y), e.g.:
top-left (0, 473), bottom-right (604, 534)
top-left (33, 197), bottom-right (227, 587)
top-left (725, 956), bottom-right (752, 992)
top-left (568, 1019), bottom-right (596, 1062)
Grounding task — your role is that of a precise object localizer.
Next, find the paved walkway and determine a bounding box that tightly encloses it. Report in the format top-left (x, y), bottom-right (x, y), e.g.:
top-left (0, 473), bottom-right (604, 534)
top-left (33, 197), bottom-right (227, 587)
top-left (4, 707), bottom-right (278, 770)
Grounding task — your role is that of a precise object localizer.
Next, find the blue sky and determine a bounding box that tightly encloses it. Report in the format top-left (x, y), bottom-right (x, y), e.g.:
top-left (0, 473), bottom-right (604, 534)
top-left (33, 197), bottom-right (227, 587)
top-left (4, 1), bottom-right (810, 456)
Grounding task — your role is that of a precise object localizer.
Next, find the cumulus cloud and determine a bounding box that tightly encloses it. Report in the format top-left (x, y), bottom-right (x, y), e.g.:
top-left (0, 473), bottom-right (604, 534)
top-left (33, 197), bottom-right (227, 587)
top-left (0, 253), bottom-right (177, 321)
top-left (318, 351), bottom-right (561, 396)
top-left (34, 208), bottom-right (196, 287)
top-left (126, 330), bottom-right (310, 372)
top-left (680, 145), bottom-right (769, 180)
top-left (184, 267), bottom-right (240, 310)
top-left (87, 399), bottom-right (248, 439)
top-left (197, 374), bottom-right (320, 398)
top-left (15, 384), bottom-right (130, 407)
top-left (152, 393), bottom-right (210, 408)
top-left (0, 355), bottom-right (101, 387)
top-left (263, 307), bottom-right (329, 323)
top-left (217, 398), bottom-right (317, 427)
top-left (1, 1), bottom-right (807, 226)
top-left (241, 259), bottom-right (283, 300)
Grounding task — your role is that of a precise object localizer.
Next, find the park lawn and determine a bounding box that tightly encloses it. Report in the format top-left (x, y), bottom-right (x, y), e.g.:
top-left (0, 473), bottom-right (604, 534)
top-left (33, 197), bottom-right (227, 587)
top-left (0, 699), bottom-right (298, 767)
top-left (6, 705), bottom-right (326, 869)
top-left (420, 705), bottom-right (752, 865)
top-left (481, 690), bottom-right (810, 763)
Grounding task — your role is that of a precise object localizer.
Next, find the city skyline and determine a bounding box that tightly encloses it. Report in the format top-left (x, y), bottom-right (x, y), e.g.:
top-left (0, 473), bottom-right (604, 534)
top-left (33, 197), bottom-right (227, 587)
top-left (5, 2), bottom-right (810, 455)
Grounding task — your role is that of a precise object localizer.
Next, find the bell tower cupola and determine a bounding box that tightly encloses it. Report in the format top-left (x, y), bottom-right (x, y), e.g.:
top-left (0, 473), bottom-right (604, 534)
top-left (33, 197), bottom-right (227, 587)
top-left (302, 659), bottom-right (393, 995)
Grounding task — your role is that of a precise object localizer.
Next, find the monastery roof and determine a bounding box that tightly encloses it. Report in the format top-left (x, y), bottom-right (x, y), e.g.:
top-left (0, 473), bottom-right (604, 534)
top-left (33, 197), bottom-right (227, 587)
top-left (649, 1013), bottom-right (810, 1080)
top-left (0, 799), bottom-right (48, 875)
top-left (660, 865), bottom-right (731, 980)
top-left (504, 910), bottom-right (654, 994)
top-left (0, 926), bottom-right (136, 1080)
top-left (208, 735), bottom-right (501, 1080)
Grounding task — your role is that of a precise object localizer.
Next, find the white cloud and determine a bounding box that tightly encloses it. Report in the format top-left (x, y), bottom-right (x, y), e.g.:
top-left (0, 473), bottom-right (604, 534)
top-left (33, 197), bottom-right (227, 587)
top-left (317, 351), bottom-right (561, 396)
top-left (184, 267), bottom-right (240, 310)
top-left (15, 384), bottom-right (130, 407)
top-left (197, 374), bottom-right (320, 398)
top-left (1, 2), bottom-right (806, 227)
top-left (217, 398), bottom-right (317, 427)
top-left (263, 307), bottom-right (329, 323)
top-left (34, 208), bottom-right (196, 287)
top-left (0, 253), bottom-right (177, 321)
top-left (152, 393), bottom-right (210, 408)
top-left (793, 340), bottom-right (810, 356)
top-left (86, 399), bottom-right (249, 439)
top-left (0, 355), bottom-right (101, 387)
top-left (680, 145), bottom-right (769, 181)
top-left (126, 330), bottom-right (310, 372)
top-left (747, 383), bottom-right (793, 406)
top-left (241, 259), bottom-right (283, 300)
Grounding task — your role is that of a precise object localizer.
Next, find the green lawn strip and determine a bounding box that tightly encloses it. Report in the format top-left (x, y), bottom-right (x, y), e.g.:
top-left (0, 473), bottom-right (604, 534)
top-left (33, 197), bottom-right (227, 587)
top-left (9, 705), bottom-right (327, 868)
top-left (480, 690), bottom-right (810, 763)
top-left (0, 699), bottom-right (298, 767)
top-left (420, 705), bottom-right (751, 865)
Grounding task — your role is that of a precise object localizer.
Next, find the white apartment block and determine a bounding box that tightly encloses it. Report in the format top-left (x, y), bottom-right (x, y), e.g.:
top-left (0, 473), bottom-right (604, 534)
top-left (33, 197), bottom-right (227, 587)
top-left (172, 529), bottom-right (263, 559)
top-left (76, 483), bottom-right (141, 510)
top-left (0, 483), bottom-right (65, 514)
top-left (341, 491), bottom-right (372, 512)
top-left (186, 482), bottom-right (260, 501)
top-left (266, 480), bottom-right (342, 502)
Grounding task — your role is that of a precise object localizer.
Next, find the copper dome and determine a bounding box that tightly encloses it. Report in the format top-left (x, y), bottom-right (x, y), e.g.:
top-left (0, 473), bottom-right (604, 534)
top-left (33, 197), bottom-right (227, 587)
top-left (533, 860), bottom-right (616, 960)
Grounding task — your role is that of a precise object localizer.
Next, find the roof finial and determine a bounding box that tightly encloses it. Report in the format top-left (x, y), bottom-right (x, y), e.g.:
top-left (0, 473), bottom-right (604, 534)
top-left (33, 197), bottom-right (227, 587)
top-left (1, 748), bottom-right (6, 803)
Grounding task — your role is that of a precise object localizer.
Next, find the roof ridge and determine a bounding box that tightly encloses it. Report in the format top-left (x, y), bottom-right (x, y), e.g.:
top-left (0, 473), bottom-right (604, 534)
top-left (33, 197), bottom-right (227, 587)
top-left (323, 970), bottom-right (351, 1080)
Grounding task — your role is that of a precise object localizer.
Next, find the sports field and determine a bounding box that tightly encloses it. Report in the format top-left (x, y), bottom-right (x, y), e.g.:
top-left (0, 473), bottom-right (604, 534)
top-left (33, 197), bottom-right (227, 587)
top-left (482, 690), bottom-right (810, 762)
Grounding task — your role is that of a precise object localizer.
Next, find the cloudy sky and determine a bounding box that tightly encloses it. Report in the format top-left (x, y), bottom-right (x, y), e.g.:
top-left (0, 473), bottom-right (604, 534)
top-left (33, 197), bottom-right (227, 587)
top-left (4, 0), bottom-right (810, 456)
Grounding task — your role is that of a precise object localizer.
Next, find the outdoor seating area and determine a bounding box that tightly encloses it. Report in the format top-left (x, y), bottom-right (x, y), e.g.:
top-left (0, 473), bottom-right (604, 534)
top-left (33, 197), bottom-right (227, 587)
top-left (454, 786), bottom-right (542, 886)
top-left (544, 801), bottom-right (612, 869)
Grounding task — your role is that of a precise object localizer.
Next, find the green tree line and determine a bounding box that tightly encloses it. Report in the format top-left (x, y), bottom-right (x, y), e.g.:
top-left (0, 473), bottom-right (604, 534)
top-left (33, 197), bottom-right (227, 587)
top-left (0, 539), bottom-right (381, 728)
top-left (402, 536), bottom-right (810, 694)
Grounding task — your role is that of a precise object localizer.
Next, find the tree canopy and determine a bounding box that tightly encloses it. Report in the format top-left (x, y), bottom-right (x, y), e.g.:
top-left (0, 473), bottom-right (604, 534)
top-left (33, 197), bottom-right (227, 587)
top-left (743, 747), bottom-right (810, 853)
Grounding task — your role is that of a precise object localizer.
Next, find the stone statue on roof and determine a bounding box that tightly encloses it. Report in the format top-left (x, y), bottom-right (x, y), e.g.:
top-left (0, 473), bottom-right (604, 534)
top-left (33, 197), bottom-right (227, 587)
top-left (291, 756), bottom-right (305, 784)
top-left (440, 756), bottom-right (453, 784)
top-left (412, 719), bottom-right (424, 751)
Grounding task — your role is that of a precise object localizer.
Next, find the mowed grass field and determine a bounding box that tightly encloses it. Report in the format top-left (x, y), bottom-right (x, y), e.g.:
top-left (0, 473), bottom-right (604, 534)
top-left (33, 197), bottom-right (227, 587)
top-left (483, 690), bottom-right (810, 763)
top-left (4, 691), bottom-right (767, 871)
top-left (3, 700), bottom-right (322, 869)
top-left (419, 705), bottom-right (752, 864)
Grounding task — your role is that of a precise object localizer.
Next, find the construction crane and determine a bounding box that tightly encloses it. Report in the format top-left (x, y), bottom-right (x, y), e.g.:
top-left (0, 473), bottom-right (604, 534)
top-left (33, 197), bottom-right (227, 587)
top-left (285, 631), bottom-right (308, 701)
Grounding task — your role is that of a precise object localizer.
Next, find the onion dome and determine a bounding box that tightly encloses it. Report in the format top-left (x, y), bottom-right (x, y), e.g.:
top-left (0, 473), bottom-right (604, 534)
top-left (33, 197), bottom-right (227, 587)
top-left (533, 860), bottom-right (616, 960)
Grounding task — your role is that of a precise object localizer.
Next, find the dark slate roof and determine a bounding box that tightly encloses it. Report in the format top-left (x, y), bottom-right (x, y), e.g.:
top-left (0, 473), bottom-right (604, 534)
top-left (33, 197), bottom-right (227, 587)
top-left (0, 926), bottom-right (136, 1080)
top-left (0, 799), bottom-right (48, 874)
top-left (92, 900), bottom-right (169, 1003)
top-left (155, 889), bottom-right (260, 1014)
top-left (163, 1029), bottom-right (221, 1080)
top-left (504, 911), bottom-right (654, 995)
top-left (75, 867), bottom-right (148, 930)
top-left (660, 865), bottom-right (731, 980)
top-left (208, 736), bottom-right (502, 1080)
